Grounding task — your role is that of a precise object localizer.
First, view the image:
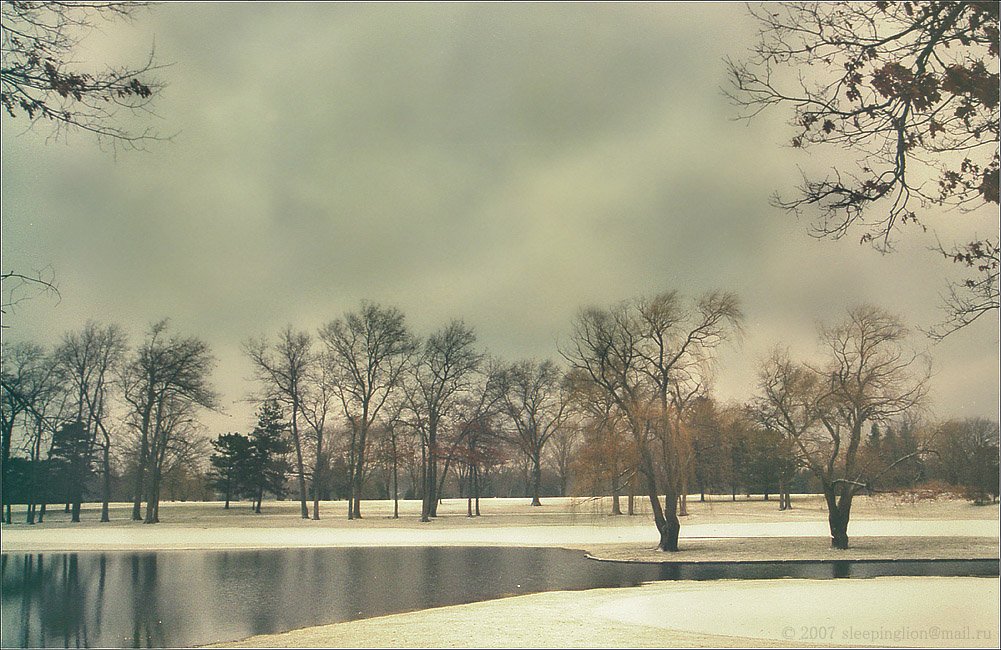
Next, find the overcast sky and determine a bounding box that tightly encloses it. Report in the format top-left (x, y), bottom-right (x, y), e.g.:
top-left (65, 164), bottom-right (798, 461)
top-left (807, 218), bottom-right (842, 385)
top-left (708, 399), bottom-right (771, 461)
top-left (2, 3), bottom-right (998, 435)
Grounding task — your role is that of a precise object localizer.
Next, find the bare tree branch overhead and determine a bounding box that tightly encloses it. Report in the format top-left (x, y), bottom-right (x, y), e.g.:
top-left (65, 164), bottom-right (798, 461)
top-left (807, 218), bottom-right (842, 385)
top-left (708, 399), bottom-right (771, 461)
top-left (1, 1), bottom-right (166, 149)
top-left (727, 2), bottom-right (999, 338)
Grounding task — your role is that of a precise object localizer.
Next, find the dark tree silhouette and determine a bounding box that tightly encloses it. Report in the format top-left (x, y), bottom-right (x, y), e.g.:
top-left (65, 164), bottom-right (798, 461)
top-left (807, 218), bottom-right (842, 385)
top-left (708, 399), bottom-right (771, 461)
top-left (246, 400), bottom-right (291, 513)
top-left (120, 320), bottom-right (216, 523)
top-left (208, 432), bottom-right (252, 509)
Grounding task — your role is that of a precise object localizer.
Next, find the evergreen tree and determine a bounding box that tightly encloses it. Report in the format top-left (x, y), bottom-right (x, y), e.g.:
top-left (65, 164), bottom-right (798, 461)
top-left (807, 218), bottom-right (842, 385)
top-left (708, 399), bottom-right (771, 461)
top-left (47, 420), bottom-right (93, 520)
top-left (246, 401), bottom-right (291, 513)
top-left (208, 433), bottom-right (253, 509)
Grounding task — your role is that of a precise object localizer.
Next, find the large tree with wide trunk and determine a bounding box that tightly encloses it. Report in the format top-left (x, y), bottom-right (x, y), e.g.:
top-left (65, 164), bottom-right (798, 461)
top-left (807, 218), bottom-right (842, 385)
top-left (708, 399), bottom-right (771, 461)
top-left (753, 304), bottom-right (931, 549)
top-left (320, 302), bottom-right (414, 519)
top-left (564, 290), bottom-right (743, 551)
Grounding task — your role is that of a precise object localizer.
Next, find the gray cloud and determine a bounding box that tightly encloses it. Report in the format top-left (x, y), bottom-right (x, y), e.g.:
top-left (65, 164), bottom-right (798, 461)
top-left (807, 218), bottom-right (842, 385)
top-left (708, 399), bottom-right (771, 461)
top-left (2, 3), bottom-right (996, 434)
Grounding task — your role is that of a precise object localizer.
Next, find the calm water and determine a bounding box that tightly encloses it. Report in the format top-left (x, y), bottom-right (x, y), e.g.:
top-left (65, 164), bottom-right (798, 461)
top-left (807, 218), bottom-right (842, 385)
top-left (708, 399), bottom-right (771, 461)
top-left (1, 547), bottom-right (996, 648)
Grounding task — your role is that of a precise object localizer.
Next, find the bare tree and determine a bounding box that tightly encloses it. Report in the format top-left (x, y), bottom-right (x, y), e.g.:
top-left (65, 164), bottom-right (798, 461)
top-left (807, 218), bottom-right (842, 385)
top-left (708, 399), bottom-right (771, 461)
top-left (727, 2), bottom-right (999, 337)
top-left (439, 359), bottom-right (505, 516)
top-left (143, 396), bottom-right (199, 522)
top-left (564, 290), bottom-right (743, 551)
top-left (754, 305), bottom-right (931, 548)
top-left (499, 359), bottom-right (569, 506)
top-left (121, 320), bottom-right (216, 523)
top-left (299, 346), bottom-right (335, 520)
top-left (405, 320), bottom-right (482, 522)
top-left (0, 270), bottom-right (59, 330)
top-left (243, 327), bottom-right (316, 519)
top-left (567, 368), bottom-right (637, 514)
top-left (546, 420), bottom-right (580, 499)
top-left (52, 322), bottom-right (127, 522)
top-left (1, 341), bottom-right (61, 523)
top-left (320, 302), bottom-right (414, 519)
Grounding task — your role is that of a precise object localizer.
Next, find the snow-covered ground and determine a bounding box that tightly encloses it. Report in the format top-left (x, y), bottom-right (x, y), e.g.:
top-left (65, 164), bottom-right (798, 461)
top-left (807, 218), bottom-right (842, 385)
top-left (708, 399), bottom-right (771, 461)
top-left (211, 577), bottom-right (1000, 649)
top-left (2, 518), bottom-right (999, 553)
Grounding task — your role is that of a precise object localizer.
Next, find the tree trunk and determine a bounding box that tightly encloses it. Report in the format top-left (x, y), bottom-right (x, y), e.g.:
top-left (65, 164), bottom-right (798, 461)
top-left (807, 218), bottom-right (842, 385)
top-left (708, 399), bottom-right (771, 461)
top-left (291, 412), bottom-right (309, 519)
top-left (100, 443), bottom-right (111, 523)
top-left (427, 450), bottom-right (440, 518)
top-left (825, 487), bottom-right (853, 549)
top-left (420, 440), bottom-right (431, 522)
top-left (144, 463), bottom-right (160, 524)
top-left (435, 453), bottom-right (456, 514)
top-left (473, 465), bottom-right (481, 517)
top-left (627, 492), bottom-right (635, 516)
top-left (658, 491), bottom-right (681, 552)
top-left (530, 454), bottom-right (542, 507)
top-left (679, 490), bottom-right (688, 517)
top-left (1, 425), bottom-right (11, 525)
top-left (392, 432), bottom-right (399, 519)
top-left (131, 408), bottom-right (152, 521)
top-left (312, 462), bottom-right (322, 521)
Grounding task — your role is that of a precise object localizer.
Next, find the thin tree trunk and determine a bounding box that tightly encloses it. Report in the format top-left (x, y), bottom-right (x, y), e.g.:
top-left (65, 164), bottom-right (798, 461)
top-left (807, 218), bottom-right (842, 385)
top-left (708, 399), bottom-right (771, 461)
top-left (290, 407), bottom-right (309, 519)
top-left (392, 433), bottom-right (399, 519)
top-left (100, 441), bottom-right (111, 523)
top-left (467, 464), bottom-right (473, 517)
top-left (474, 465), bottom-right (481, 516)
top-left (611, 462), bottom-right (622, 515)
top-left (530, 454), bottom-right (542, 507)
top-left (312, 451), bottom-right (322, 521)
top-left (420, 438), bottom-right (430, 522)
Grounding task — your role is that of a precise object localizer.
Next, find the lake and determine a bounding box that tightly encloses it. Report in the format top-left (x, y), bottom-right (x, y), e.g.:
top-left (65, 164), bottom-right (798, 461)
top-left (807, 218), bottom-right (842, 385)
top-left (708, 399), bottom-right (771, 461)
top-left (1, 547), bottom-right (996, 648)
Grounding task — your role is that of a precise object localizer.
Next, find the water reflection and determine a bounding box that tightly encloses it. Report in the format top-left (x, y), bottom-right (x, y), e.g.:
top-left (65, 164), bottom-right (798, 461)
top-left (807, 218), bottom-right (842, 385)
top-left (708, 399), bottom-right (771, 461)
top-left (1, 548), bottom-right (996, 649)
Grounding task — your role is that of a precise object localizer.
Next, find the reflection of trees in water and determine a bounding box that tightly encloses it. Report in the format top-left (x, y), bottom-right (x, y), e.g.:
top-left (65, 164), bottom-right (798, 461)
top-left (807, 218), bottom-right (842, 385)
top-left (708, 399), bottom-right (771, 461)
top-left (209, 550), bottom-right (284, 637)
top-left (1, 553), bottom-right (95, 648)
top-left (130, 554), bottom-right (165, 648)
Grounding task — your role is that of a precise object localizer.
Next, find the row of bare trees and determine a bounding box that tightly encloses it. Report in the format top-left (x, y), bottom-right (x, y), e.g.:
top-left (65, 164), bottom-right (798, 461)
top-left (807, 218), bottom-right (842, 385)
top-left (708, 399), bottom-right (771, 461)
top-left (1, 320), bottom-right (215, 525)
top-left (239, 303), bottom-right (577, 522)
top-left (562, 291), bottom-right (949, 550)
top-left (4, 295), bottom-right (991, 553)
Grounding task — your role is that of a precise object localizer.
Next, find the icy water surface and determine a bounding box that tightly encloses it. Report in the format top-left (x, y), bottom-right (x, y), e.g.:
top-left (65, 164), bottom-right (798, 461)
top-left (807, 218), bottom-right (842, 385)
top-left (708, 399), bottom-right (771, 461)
top-left (1, 547), bottom-right (996, 648)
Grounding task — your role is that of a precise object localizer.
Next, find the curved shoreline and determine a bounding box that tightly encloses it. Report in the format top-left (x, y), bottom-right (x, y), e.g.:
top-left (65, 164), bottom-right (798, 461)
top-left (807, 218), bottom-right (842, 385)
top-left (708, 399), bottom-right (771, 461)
top-left (205, 577), bottom-right (1000, 649)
